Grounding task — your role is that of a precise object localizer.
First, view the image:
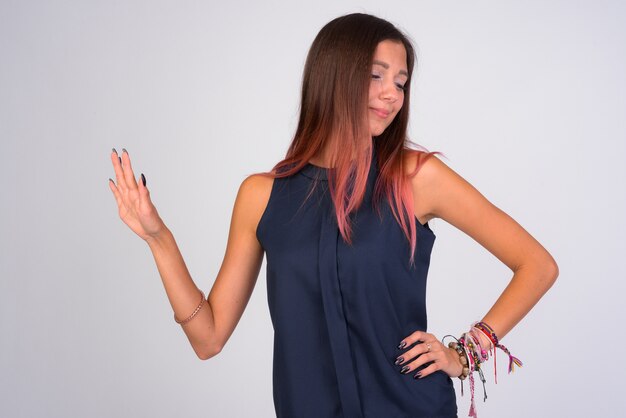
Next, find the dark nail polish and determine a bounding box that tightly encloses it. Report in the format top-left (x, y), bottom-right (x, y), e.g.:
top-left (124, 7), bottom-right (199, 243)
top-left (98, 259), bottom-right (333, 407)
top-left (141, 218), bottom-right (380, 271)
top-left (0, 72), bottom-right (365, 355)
top-left (112, 148), bottom-right (117, 154)
top-left (395, 357), bottom-right (404, 365)
top-left (400, 365), bottom-right (410, 374)
top-left (414, 371), bottom-right (422, 379)
top-left (109, 178), bottom-right (114, 183)
top-left (122, 148), bottom-right (128, 154)
top-left (398, 341), bottom-right (407, 349)
top-left (141, 173), bottom-right (146, 187)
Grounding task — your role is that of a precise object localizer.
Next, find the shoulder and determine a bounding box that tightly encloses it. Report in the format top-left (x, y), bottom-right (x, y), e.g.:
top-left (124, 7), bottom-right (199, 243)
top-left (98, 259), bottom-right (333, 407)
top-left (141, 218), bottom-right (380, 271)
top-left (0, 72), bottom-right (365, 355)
top-left (402, 148), bottom-right (446, 178)
top-left (239, 173), bottom-right (275, 201)
top-left (402, 149), bottom-right (466, 222)
top-left (403, 149), bottom-right (498, 229)
top-left (234, 173), bottom-right (275, 234)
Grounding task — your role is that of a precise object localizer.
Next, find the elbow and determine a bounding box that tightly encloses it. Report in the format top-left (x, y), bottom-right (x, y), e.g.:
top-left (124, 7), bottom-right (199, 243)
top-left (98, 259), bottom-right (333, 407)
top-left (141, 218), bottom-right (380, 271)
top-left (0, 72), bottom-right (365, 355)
top-left (539, 255), bottom-right (559, 290)
top-left (549, 259), bottom-right (559, 286)
top-left (196, 341), bottom-right (224, 361)
top-left (519, 254), bottom-right (559, 292)
top-left (550, 259), bottom-right (559, 282)
top-left (547, 253), bottom-right (559, 281)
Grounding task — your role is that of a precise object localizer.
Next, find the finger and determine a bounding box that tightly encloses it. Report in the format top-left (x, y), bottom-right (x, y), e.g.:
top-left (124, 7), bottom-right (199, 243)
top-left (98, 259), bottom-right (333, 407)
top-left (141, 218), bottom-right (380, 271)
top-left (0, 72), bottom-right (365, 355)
top-left (398, 351), bottom-right (436, 375)
top-left (121, 148), bottom-right (139, 191)
top-left (398, 332), bottom-right (439, 361)
top-left (396, 340), bottom-right (432, 368)
top-left (398, 331), bottom-right (437, 350)
top-left (138, 173), bottom-right (151, 201)
top-left (413, 361), bottom-right (440, 379)
top-left (409, 351), bottom-right (439, 372)
top-left (108, 178), bottom-right (124, 209)
top-left (111, 148), bottom-right (128, 191)
top-left (396, 339), bottom-right (441, 364)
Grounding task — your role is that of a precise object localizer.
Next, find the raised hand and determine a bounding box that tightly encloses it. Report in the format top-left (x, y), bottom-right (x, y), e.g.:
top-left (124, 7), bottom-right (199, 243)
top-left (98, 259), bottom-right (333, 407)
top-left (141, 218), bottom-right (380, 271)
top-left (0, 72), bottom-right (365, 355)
top-left (108, 148), bottom-right (165, 241)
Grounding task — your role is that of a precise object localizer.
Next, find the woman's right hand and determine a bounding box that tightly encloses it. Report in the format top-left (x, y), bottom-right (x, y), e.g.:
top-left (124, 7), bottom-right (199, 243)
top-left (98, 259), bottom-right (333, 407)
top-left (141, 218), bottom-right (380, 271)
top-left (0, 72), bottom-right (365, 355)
top-left (108, 148), bottom-right (165, 242)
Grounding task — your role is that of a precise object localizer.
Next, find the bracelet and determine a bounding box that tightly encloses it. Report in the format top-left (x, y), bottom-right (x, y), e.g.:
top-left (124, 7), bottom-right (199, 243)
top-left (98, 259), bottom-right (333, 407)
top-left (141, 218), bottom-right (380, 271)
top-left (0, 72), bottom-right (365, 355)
top-left (445, 322), bottom-right (523, 418)
top-left (469, 327), bottom-right (491, 362)
top-left (463, 336), bottom-right (479, 369)
top-left (447, 341), bottom-right (470, 380)
top-left (174, 289), bottom-right (206, 325)
top-left (445, 321), bottom-right (524, 418)
top-left (473, 321), bottom-right (523, 377)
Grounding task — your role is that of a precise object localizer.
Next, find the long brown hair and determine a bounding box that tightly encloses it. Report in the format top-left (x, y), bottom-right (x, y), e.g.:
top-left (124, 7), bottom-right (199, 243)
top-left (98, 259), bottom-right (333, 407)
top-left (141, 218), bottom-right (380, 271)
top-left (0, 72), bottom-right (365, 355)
top-left (256, 13), bottom-right (440, 267)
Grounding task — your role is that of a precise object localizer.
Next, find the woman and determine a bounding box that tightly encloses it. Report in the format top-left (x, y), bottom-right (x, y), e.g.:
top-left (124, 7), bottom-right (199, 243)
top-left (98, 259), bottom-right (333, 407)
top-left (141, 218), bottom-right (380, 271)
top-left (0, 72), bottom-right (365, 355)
top-left (108, 13), bottom-right (558, 418)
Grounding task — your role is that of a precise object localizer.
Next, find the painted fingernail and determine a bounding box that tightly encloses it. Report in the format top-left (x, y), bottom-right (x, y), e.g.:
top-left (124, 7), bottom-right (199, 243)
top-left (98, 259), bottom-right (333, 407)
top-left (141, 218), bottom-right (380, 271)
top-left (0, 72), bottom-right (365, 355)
top-left (394, 357), bottom-right (404, 365)
top-left (413, 371), bottom-right (422, 379)
top-left (397, 341), bottom-right (407, 349)
top-left (112, 148), bottom-right (118, 154)
top-left (141, 173), bottom-right (146, 186)
top-left (108, 178), bottom-right (114, 184)
top-left (122, 148), bottom-right (128, 155)
top-left (400, 365), bottom-right (410, 374)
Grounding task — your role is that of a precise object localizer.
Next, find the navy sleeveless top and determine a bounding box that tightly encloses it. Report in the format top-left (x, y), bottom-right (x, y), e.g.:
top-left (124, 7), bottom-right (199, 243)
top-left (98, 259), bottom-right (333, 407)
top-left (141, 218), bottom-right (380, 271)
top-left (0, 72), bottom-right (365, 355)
top-left (256, 147), bottom-right (457, 418)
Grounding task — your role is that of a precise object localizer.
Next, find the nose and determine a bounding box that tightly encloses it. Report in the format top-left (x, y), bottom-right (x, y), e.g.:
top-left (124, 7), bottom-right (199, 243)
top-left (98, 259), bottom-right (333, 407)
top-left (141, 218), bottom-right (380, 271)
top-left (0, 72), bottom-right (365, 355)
top-left (380, 81), bottom-right (399, 103)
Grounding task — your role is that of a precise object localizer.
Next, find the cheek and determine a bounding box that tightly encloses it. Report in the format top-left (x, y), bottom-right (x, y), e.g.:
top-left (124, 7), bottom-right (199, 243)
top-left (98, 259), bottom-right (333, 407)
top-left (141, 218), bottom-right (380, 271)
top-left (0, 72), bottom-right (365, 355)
top-left (397, 93), bottom-right (405, 109)
top-left (393, 97), bottom-right (404, 116)
top-left (368, 85), bottom-right (378, 103)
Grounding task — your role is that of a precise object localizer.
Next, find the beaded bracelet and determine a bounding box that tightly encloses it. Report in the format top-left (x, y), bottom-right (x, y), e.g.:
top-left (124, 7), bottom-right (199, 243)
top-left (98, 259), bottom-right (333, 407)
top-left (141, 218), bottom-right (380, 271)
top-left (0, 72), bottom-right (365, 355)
top-left (174, 289), bottom-right (206, 325)
top-left (447, 341), bottom-right (470, 381)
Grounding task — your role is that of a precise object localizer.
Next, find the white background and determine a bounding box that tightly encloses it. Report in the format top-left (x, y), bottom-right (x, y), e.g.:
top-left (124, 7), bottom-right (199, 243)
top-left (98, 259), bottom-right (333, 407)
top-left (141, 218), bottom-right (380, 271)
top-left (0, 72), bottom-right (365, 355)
top-left (1, 1), bottom-right (624, 417)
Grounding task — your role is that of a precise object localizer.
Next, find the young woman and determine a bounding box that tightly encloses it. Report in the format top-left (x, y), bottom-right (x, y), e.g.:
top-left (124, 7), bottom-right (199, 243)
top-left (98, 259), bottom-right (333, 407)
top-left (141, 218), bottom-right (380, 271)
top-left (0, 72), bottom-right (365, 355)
top-left (108, 13), bottom-right (558, 418)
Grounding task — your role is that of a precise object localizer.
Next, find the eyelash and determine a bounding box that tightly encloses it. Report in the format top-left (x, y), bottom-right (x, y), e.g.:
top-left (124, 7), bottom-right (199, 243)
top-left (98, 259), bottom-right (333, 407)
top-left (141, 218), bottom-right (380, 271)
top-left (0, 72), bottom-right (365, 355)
top-left (371, 74), bottom-right (406, 91)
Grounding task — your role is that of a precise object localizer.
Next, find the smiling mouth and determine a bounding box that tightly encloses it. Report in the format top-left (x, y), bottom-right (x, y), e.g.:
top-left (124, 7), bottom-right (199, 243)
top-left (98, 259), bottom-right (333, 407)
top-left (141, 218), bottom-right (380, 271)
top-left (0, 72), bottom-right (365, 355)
top-left (370, 108), bottom-right (390, 118)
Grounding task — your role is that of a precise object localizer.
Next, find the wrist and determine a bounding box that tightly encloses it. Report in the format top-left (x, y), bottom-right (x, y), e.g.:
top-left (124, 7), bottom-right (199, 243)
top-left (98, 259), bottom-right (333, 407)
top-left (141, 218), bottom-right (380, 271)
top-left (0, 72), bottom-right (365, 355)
top-left (447, 342), bottom-right (469, 380)
top-left (145, 224), bottom-right (172, 248)
top-left (474, 327), bottom-right (494, 351)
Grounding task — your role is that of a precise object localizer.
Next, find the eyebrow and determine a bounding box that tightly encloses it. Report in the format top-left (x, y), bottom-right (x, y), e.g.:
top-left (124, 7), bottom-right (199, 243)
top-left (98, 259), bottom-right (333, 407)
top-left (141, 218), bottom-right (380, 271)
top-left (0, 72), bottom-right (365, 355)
top-left (372, 60), bottom-right (409, 77)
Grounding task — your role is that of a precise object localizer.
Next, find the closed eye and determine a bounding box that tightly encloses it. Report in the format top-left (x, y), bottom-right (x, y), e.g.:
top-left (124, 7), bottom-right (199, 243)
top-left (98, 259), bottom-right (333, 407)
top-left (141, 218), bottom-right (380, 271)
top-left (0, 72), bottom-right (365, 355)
top-left (372, 74), bottom-right (406, 92)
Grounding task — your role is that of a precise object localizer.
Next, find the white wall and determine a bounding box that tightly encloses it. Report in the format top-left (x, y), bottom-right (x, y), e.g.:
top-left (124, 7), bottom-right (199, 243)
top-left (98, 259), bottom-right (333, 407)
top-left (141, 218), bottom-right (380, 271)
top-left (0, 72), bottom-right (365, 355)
top-left (1, 0), bottom-right (624, 416)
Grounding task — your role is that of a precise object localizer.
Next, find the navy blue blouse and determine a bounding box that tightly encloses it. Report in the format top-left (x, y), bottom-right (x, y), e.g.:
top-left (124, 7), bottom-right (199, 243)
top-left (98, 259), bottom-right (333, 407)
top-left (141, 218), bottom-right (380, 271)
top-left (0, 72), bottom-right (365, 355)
top-left (256, 147), bottom-right (457, 418)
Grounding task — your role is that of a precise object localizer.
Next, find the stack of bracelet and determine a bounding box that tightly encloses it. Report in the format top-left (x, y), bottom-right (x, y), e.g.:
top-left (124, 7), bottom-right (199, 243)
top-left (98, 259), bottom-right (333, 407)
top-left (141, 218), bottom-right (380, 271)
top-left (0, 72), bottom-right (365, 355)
top-left (443, 321), bottom-right (522, 418)
top-left (472, 321), bottom-right (523, 383)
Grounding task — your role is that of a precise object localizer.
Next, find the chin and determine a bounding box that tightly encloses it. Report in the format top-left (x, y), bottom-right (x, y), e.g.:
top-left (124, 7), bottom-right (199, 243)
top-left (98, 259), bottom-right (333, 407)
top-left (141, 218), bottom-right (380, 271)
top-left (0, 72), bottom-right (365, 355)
top-left (370, 127), bottom-right (386, 137)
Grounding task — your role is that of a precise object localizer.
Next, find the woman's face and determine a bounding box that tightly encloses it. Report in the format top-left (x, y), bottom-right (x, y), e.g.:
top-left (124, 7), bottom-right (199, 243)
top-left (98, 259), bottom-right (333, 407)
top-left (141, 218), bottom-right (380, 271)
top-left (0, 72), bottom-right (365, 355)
top-left (368, 40), bottom-right (408, 137)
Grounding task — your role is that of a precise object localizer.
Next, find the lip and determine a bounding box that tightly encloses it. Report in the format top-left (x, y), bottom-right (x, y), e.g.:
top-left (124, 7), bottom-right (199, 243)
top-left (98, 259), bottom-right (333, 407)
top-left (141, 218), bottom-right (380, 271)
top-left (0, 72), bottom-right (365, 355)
top-left (370, 107), bottom-right (390, 118)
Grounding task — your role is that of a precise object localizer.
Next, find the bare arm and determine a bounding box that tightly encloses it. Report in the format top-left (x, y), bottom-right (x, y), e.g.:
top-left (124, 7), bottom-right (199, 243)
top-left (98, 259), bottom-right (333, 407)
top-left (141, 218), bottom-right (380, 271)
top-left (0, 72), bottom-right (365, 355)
top-left (411, 153), bottom-right (559, 340)
top-left (394, 151), bottom-right (559, 380)
top-left (108, 149), bottom-right (272, 360)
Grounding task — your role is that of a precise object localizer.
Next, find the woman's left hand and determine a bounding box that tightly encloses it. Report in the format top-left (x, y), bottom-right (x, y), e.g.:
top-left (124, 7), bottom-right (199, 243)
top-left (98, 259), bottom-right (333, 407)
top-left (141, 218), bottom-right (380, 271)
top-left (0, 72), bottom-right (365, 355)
top-left (395, 330), bottom-right (462, 379)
